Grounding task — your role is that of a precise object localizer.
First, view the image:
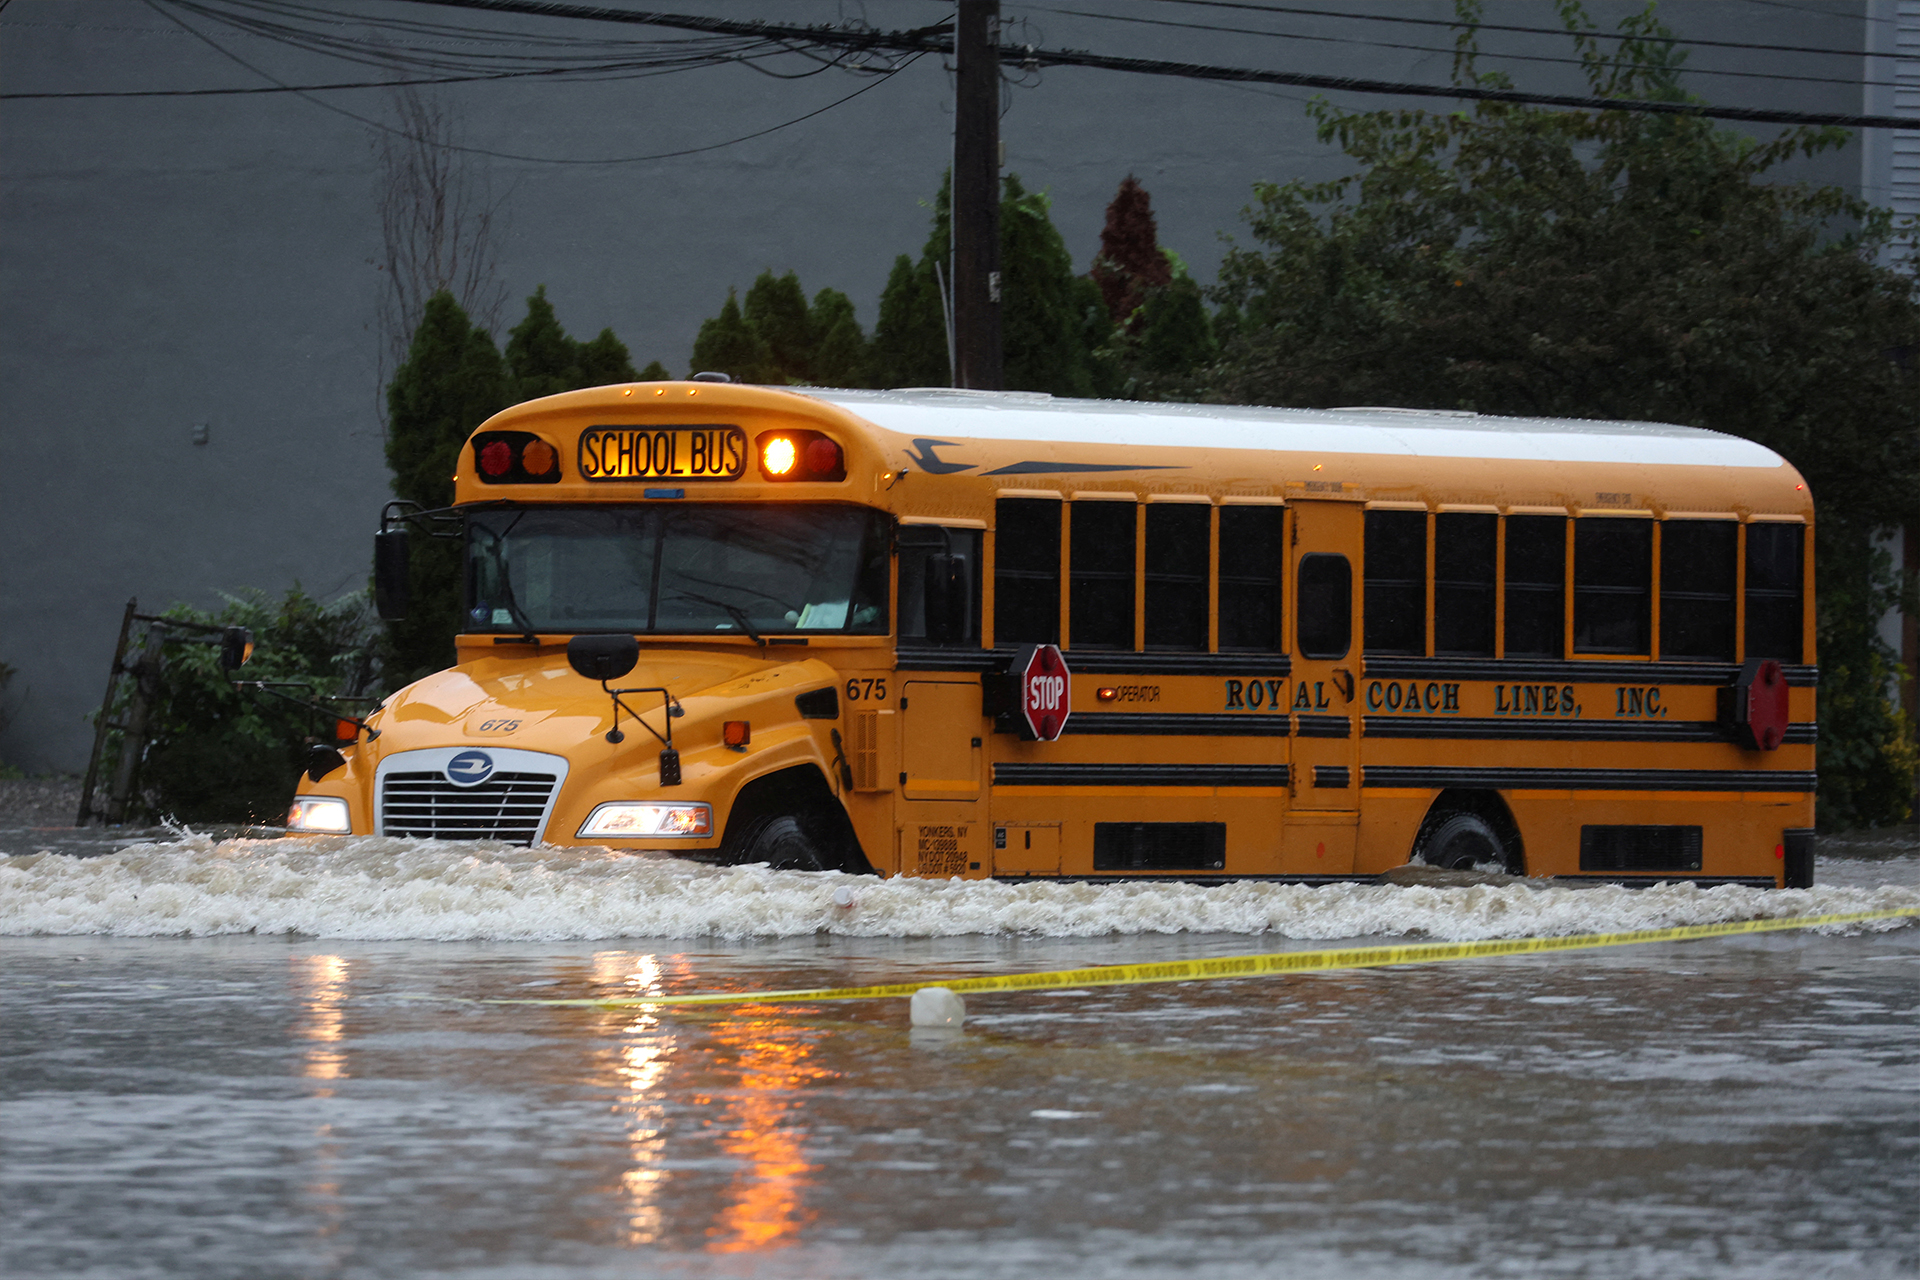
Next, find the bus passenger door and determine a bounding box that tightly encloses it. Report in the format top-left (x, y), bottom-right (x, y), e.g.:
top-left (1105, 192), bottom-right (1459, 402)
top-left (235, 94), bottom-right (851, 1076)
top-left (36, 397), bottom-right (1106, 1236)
top-left (1286, 500), bottom-right (1363, 872)
top-left (896, 680), bottom-right (988, 877)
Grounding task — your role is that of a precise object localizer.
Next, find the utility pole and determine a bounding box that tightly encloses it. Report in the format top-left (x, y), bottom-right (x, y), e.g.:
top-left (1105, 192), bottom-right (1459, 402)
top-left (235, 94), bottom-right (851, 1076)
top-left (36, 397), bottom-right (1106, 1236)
top-left (951, 0), bottom-right (1003, 390)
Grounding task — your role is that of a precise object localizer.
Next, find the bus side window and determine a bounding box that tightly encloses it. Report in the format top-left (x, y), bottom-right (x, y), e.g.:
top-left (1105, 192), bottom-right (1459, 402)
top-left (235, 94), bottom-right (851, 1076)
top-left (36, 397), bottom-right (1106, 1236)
top-left (1364, 510), bottom-right (1426, 655)
top-left (1219, 506), bottom-right (1285, 651)
top-left (1574, 518), bottom-right (1653, 654)
top-left (1070, 501), bottom-right (1136, 650)
top-left (995, 498), bottom-right (1061, 645)
top-left (1504, 515), bottom-right (1566, 658)
top-left (1660, 520), bottom-right (1737, 661)
top-left (1297, 554), bottom-right (1352, 659)
top-left (1434, 513), bottom-right (1497, 657)
top-left (1145, 504), bottom-right (1209, 650)
top-left (1745, 523), bottom-right (1804, 663)
top-left (899, 527), bottom-right (982, 646)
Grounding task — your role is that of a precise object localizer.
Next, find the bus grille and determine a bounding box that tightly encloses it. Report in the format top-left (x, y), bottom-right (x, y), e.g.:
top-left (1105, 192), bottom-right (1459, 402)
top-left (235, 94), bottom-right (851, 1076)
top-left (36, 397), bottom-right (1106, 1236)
top-left (380, 770), bottom-right (558, 844)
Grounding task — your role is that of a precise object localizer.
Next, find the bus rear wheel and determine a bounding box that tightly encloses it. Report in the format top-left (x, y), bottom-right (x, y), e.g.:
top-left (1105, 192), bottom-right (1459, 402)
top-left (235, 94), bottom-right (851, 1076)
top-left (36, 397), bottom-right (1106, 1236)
top-left (1419, 812), bottom-right (1511, 873)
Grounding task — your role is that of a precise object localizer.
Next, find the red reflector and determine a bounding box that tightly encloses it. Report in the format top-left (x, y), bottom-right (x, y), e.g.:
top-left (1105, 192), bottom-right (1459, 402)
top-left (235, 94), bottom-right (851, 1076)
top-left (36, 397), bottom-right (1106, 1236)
top-left (521, 439), bottom-right (558, 476)
top-left (1774, 843), bottom-right (1785, 860)
top-left (723, 720), bottom-right (750, 747)
top-left (804, 437), bottom-right (842, 475)
top-left (334, 718), bottom-right (358, 743)
top-left (479, 440), bottom-right (513, 476)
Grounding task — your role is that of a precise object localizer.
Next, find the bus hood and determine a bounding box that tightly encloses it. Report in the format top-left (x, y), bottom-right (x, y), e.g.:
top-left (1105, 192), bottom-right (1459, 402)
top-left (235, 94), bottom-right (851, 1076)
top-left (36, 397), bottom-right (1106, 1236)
top-left (365, 647), bottom-right (843, 757)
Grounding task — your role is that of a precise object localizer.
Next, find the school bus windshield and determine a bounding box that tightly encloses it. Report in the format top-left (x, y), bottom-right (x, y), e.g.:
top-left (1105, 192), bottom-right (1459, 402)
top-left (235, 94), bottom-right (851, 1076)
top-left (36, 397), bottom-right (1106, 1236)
top-left (465, 503), bottom-right (890, 636)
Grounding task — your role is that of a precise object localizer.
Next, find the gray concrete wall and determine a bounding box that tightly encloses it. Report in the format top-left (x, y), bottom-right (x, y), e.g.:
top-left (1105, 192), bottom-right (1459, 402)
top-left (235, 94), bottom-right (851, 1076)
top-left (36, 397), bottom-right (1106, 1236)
top-left (0, 0), bottom-right (1873, 773)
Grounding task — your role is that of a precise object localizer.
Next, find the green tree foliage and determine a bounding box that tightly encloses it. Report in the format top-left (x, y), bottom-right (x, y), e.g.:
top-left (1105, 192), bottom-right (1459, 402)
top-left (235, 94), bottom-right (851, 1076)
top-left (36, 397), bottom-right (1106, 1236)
top-left (808, 287), bottom-right (867, 387)
top-left (504, 284), bottom-right (640, 400)
top-left (1202, 0), bottom-right (1920, 826)
top-left (868, 253), bottom-right (950, 388)
top-left (132, 589), bottom-right (384, 825)
top-left (385, 290), bottom-right (506, 677)
top-left (867, 172), bottom-right (1115, 396)
top-left (743, 270), bottom-right (813, 379)
top-left (690, 288), bottom-right (774, 382)
top-left (690, 272), bottom-right (871, 386)
top-left (638, 359), bottom-right (672, 381)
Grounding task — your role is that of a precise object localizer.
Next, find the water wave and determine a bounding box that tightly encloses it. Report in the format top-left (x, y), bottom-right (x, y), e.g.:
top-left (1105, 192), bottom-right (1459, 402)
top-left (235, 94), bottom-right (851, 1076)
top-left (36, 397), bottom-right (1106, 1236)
top-left (1, 835), bottom-right (1914, 942)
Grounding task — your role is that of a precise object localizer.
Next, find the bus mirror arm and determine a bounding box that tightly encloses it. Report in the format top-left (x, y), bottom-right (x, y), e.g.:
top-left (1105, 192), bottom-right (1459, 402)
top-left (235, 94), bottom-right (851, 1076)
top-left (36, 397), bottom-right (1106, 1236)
top-left (602, 683), bottom-right (684, 786)
top-left (1332, 669), bottom-right (1355, 703)
top-left (230, 679), bottom-right (381, 743)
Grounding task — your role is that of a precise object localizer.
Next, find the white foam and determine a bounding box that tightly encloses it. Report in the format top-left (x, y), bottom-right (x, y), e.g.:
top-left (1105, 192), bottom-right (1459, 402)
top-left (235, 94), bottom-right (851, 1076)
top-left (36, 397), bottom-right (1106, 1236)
top-left (0, 836), bottom-right (1914, 942)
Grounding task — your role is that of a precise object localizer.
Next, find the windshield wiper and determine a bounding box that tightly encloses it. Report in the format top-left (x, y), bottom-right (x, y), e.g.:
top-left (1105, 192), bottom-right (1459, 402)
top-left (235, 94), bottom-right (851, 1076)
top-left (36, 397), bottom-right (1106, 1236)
top-left (668, 591), bottom-right (764, 646)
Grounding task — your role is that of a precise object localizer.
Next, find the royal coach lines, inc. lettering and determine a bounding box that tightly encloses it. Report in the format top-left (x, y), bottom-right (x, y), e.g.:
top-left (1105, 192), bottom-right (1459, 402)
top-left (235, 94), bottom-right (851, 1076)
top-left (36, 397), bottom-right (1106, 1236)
top-left (1494, 684), bottom-right (1581, 717)
top-left (1365, 681), bottom-right (1462, 714)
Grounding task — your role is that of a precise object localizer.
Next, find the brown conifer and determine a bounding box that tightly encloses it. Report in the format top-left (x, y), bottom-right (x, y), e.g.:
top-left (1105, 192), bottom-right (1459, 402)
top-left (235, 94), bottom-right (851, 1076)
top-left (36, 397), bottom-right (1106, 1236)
top-left (1090, 175), bottom-right (1172, 331)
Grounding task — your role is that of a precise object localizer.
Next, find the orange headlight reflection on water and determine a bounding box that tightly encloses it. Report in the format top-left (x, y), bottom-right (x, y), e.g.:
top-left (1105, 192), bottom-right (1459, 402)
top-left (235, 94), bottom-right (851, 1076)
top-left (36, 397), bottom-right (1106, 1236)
top-left (762, 436), bottom-right (797, 476)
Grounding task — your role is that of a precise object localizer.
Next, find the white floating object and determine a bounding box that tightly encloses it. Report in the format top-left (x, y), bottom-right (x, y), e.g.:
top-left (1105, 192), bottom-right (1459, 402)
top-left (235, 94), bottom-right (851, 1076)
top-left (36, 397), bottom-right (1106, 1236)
top-left (831, 885), bottom-right (857, 909)
top-left (910, 986), bottom-right (965, 1028)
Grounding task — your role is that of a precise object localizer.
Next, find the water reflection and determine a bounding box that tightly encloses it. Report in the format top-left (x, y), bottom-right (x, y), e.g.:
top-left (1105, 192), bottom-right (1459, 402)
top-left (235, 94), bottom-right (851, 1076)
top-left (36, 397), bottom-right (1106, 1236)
top-left (703, 1007), bottom-right (835, 1254)
top-left (290, 955), bottom-right (349, 1266)
top-left (291, 953), bottom-right (349, 1092)
top-left (589, 952), bottom-right (676, 1247)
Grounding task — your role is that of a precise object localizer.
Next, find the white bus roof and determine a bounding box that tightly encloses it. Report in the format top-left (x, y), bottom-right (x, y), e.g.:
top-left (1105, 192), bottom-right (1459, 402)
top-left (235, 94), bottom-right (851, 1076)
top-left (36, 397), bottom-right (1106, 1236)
top-left (798, 388), bottom-right (1785, 470)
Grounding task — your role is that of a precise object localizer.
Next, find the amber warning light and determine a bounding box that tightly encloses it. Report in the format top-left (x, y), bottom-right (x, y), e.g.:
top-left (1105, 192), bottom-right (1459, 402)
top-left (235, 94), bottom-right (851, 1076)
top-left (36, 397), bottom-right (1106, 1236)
top-left (755, 430), bottom-right (845, 482)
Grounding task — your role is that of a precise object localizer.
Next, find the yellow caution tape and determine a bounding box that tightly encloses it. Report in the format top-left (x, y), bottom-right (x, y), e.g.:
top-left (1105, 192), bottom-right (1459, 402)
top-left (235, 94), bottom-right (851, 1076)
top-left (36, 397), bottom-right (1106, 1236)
top-left (502, 908), bottom-right (1918, 1010)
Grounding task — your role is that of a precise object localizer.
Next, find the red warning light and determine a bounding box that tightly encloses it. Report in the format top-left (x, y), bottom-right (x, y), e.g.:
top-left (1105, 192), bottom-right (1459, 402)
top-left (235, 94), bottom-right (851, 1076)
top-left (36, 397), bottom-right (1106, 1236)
top-left (805, 437), bottom-right (842, 474)
top-left (479, 440), bottom-right (514, 476)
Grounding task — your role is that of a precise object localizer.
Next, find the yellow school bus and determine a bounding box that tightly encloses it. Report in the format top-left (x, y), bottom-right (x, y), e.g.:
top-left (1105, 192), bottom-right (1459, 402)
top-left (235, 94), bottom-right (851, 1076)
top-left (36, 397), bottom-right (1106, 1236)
top-left (287, 381), bottom-right (1817, 888)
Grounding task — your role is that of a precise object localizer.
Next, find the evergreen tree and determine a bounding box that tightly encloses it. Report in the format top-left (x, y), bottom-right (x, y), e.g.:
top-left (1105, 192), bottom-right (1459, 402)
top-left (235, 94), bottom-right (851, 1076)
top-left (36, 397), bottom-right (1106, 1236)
top-left (638, 359), bottom-right (672, 381)
top-left (867, 252), bottom-right (949, 388)
top-left (1135, 275), bottom-right (1216, 377)
top-left (1090, 175), bottom-right (1173, 331)
top-left (807, 287), bottom-right (868, 388)
top-left (743, 270), bottom-right (813, 382)
top-left (504, 285), bottom-right (580, 400)
top-left (1001, 174), bottom-right (1102, 397)
top-left (689, 289), bottom-right (773, 382)
top-left (866, 171), bottom-right (1114, 396)
top-left (505, 285), bottom-right (638, 400)
top-left (384, 290), bottom-right (507, 676)
top-left (576, 328), bottom-right (639, 387)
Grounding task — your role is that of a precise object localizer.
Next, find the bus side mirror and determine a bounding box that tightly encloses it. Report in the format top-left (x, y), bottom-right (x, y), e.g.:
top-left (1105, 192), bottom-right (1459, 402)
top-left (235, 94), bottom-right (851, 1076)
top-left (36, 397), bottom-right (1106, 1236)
top-left (374, 529), bottom-right (410, 621)
top-left (219, 626), bottom-right (254, 672)
top-left (924, 553), bottom-right (966, 645)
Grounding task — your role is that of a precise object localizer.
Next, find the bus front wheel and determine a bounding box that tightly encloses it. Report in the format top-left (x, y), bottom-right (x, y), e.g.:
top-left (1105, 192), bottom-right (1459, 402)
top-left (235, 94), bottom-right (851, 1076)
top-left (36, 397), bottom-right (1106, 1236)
top-left (730, 813), bottom-right (831, 872)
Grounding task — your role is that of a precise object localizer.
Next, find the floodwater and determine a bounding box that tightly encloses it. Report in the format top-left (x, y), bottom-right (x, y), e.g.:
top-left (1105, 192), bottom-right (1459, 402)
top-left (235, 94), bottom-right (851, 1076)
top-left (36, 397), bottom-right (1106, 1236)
top-left (1, 834), bottom-right (1916, 1279)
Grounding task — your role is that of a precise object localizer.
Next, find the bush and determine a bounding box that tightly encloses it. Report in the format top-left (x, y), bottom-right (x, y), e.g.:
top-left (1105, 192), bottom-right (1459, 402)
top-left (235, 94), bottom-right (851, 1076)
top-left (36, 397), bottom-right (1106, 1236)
top-left (119, 588), bottom-right (386, 825)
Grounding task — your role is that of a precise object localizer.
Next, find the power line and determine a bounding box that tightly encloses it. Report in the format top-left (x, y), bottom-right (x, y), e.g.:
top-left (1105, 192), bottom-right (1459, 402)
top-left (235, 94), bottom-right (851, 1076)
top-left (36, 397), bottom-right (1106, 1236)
top-left (141, 0), bottom-right (929, 164)
top-left (1145, 0), bottom-right (1882, 60)
top-left (401, 0), bottom-right (1920, 131)
top-left (1033, 4), bottom-right (1900, 91)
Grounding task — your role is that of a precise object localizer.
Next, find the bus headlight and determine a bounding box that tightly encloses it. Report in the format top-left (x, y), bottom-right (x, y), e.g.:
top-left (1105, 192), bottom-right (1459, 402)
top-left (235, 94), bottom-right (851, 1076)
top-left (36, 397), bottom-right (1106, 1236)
top-left (287, 796), bottom-right (351, 833)
top-left (578, 802), bottom-right (713, 839)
